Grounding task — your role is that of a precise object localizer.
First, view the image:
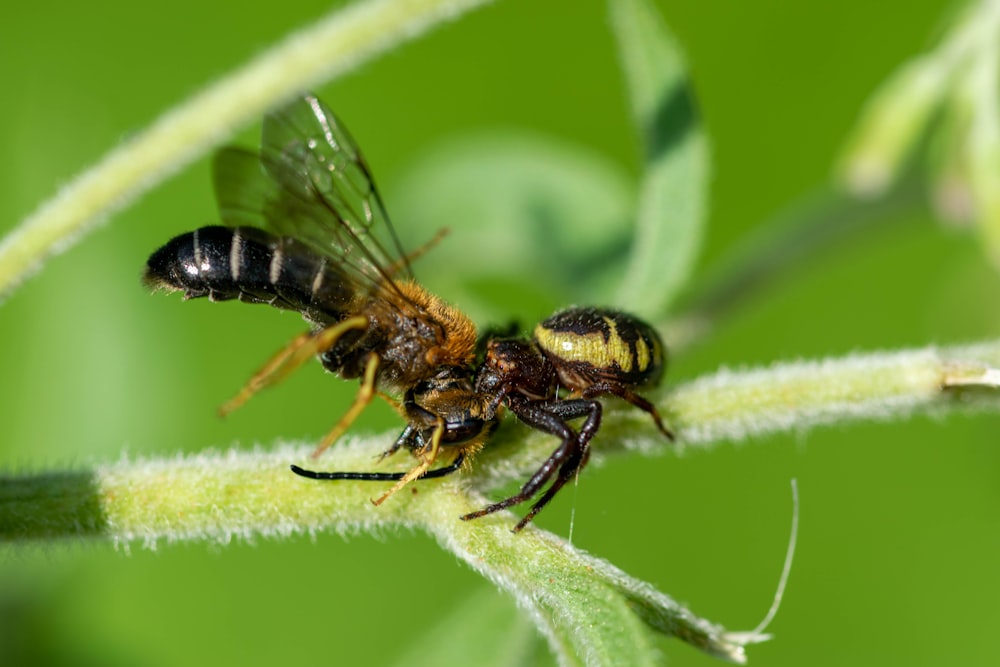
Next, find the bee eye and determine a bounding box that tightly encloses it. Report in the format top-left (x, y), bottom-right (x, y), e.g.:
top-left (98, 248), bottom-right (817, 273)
top-left (441, 417), bottom-right (486, 444)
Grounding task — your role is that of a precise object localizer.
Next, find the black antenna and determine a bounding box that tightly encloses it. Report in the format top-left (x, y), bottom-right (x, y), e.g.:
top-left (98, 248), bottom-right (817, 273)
top-left (290, 452), bottom-right (465, 482)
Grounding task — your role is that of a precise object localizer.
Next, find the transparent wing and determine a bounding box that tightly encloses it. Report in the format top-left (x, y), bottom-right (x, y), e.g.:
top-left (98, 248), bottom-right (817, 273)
top-left (212, 93), bottom-right (414, 299)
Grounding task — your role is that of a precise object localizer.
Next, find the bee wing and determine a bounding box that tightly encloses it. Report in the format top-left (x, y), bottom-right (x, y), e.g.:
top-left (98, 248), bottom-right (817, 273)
top-left (212, 93), bottom-right (414, 300)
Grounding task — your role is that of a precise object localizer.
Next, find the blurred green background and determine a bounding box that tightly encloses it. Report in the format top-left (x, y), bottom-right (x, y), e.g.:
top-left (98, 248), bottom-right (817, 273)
top-left (2, 0), bottom-right (999, 665)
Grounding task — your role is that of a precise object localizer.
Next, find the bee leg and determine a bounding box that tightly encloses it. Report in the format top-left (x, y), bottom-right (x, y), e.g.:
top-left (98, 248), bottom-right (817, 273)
top-left (582, 381), bottom-right (675, 441)
top-left (369, 395), bottom-right (408, 460)
top-left (219, 316), bottom-right (368, 417)
top-left (311, 352), bottom-right (380, 459)
top-left (373, 423), bottom-right (414, 462)
top-left (461, 398), bottom-right (601, 531)
top-left (371, 417), bottom-right (445, 505)
top-left (218, 331), bottom-right (312, 417)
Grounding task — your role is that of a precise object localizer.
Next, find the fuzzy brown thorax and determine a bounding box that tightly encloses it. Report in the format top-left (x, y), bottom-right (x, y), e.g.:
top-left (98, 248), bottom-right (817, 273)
top-left (392, 280), bottom-right (478, 368)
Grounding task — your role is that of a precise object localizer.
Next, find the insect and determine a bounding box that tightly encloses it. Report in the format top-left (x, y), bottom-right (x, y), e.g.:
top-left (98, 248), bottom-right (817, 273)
top-left (144, 93), bottom-right (674, 532)
top-left (143, 93), bottom-right (496, 504)
top-left (462, 307), bottom-right (675, 532)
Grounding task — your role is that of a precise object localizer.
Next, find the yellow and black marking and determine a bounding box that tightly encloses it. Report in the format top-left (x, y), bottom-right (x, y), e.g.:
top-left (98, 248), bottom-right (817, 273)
top-left (534, 308), bottom-right (664, 387)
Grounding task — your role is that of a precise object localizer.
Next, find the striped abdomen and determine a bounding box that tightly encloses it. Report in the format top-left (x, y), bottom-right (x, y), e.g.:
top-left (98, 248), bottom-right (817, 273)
top-left (143, 226), bottom-right (354, 322)
top-left (533, 307), bottom-right (665, 388)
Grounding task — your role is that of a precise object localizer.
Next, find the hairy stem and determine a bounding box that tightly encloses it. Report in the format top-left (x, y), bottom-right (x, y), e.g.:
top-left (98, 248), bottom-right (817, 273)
top-left (3, 339), bottom-right (996, 546)
top-left (3, 340), bottom-right (996, 663)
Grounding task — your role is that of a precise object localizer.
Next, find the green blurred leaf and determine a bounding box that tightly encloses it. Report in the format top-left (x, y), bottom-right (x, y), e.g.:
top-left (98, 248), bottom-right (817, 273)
top-left (610, 0), bottom-right (709, 318)
top-left (835, 0), bottom-right (1000, 274)
top-left (963, 36), bottom-right (1000, 269)
top-left (837, 54), bottom-right (951, 197)
top-left (387, 587), bottom-right (547, 667)
top-left (392, 132), bottom-right (636, 325)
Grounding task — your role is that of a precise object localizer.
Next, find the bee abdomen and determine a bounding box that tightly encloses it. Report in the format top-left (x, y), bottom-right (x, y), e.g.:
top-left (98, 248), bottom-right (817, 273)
top-left (143, 226), bottom-right (352, 318)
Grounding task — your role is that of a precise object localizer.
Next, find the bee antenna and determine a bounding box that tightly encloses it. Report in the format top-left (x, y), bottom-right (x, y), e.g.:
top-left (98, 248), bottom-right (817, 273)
top-left (290, 452), bottom-right (465, 482)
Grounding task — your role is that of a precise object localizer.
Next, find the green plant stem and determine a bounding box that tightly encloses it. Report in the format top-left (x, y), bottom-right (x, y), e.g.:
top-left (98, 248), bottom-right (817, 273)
top-left (3, 340), bottom-right (997, 662)
top-left (5, 340), bottom-right (997, 545)
top-left (0, 0), bottom-right (494, 301)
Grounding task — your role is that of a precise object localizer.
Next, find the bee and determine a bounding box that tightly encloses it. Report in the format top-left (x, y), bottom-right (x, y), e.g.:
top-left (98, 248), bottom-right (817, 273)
top-left (462, 307), bottom-right (675, 532)
top-left (144, 94), bottom-right (674, 532)
top-left (143, 94), bottom-right (495, 503)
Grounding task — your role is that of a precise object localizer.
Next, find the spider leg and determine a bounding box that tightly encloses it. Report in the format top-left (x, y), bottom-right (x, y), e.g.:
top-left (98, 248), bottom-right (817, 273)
top-left (511, 432), bottom-right (592, 533)
top-left (508, 398), bottom-right (601, 532)
top-left (461, 397), bottom-right (601, 531)
top-left (582, 381), bottom-right (674, 441)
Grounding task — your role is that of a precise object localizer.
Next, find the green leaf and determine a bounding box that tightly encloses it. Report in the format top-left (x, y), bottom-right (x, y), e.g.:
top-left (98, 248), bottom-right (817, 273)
top-left (610, 0), bottom-right (710, 318)
top-left (837, 54), bottom-right (950, 197)
top-left (962, 34), bottom-right (1000, 269)
top-left (386, 587), bottom-right (546, 667)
